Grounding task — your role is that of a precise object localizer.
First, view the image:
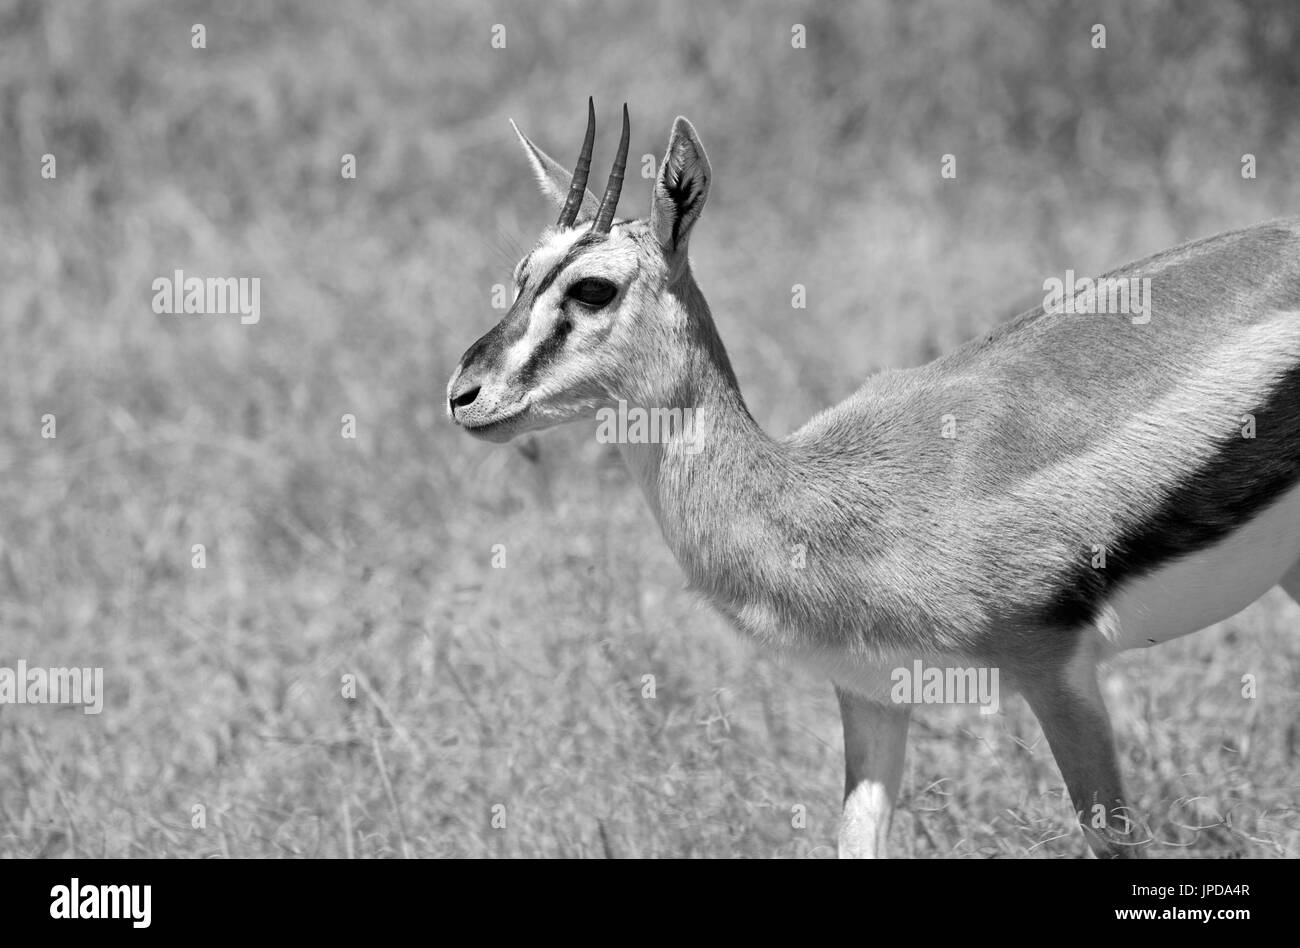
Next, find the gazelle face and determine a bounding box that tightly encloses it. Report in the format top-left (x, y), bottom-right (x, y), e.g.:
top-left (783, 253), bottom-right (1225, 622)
top-left (447, 101), bottom-right (711, 443)
top-left (447, 222), bottom-right (666, 442)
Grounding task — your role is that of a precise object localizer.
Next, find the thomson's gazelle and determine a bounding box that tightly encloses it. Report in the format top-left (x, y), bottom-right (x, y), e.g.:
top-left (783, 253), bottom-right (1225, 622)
top-left (447, 100), bottom-right (1300, 858)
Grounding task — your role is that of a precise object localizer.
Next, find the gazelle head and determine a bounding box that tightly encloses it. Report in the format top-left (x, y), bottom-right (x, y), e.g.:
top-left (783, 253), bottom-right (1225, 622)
top-left (447, 99), bottom-right (713, 442)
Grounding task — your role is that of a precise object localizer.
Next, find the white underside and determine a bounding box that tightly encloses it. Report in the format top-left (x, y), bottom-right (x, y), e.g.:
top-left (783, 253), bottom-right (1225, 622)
top-left (1096, 478), bottom-right (1300, 654)
top-left (798, 480), bottom-right (1300, 700)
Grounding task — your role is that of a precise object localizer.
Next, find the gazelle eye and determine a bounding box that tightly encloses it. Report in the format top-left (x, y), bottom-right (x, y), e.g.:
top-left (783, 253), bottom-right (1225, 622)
top-left (567, 278), bottom-right (618, 308)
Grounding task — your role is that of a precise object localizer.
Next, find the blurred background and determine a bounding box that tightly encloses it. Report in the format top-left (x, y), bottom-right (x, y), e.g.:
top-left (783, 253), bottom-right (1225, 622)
top-left (1, 0), bottom-right (1298, 857)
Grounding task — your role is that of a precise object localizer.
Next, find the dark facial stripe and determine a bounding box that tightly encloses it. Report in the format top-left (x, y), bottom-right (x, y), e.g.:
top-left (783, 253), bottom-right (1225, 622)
top-left (456, 297), bottom-right (530, 373)
top-left (460, 235), bottom-right (606, 380)
top-left (532, 232), bottom-right (605, 299)
top-left (515, 317), bottom-right (572, 388)
top-left (1035, 360), bottom-right (1300, 629)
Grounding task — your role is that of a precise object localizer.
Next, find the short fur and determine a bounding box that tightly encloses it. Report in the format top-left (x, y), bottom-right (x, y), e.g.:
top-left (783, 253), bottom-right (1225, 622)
top-left (448, 108), bottom-right (1300, 858)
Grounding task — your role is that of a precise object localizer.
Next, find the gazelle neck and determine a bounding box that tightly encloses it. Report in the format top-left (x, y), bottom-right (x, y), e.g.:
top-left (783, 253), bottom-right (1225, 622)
top-left (614, 271), bottom-right (940, 664)
top-left (617, 270), bottom-right (798, 625)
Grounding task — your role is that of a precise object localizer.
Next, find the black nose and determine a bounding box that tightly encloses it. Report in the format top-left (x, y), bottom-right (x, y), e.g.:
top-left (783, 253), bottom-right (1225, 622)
top-left (450, 385), bottom-right (481, 410)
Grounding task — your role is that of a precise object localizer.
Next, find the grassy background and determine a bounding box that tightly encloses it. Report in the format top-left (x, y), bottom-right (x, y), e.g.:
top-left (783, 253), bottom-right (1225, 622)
top-left (1, 0), bottom-right (1298, 857)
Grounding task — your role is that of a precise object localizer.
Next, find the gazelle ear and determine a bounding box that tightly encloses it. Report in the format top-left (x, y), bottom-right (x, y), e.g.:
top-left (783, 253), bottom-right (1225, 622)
top-left (511, 120), bottom-right (600, 222)
top-left (650, 117), bottom-right (711, 253)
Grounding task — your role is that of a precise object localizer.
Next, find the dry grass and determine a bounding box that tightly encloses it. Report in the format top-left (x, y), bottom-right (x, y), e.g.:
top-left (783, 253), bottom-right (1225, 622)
top-left (0, 0), bottom-right (1298, 857)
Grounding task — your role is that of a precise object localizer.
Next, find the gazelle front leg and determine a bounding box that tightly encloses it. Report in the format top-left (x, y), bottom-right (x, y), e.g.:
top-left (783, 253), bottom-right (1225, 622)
top-left (835, 686), bottom-right (910, 858)
top-left (1018, 646), bottom-right (1148, 858)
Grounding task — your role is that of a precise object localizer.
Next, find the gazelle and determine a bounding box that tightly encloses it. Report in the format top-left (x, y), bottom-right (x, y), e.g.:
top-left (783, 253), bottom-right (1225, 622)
top-left (447, 100), bottom-right (1300, 858)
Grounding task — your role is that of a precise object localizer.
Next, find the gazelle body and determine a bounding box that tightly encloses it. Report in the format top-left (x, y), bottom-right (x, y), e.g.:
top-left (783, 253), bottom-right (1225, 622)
top-left (447, 101), bottom-right (1300, 858)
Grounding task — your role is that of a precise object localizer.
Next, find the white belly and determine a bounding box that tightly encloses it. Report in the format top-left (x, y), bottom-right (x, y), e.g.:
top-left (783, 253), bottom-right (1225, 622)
top-left (1098, 479), bottom-right (1300, 653)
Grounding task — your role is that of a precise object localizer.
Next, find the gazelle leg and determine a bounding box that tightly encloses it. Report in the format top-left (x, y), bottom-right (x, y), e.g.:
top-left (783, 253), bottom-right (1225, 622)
top-left (835, 686), bottom-right (910, 858)
top-left (1019, 647), bottom-right (1147, 858)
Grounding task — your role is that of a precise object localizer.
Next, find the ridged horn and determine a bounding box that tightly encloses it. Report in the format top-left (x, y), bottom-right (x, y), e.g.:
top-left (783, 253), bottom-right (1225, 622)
top-left (557, 98), bottom-right (596, 228)
top-left (592, 103), bottom-right (630, 234)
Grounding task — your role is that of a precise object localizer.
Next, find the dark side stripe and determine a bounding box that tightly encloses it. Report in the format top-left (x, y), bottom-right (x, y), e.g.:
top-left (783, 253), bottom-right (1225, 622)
top-left (1038, 359), bottom-right (1300, 630)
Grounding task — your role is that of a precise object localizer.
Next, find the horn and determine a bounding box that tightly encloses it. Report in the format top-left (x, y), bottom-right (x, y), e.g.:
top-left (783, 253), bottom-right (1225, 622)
top-left (557, 98), bottom-right (596, 228)
top-left (592, 103), bottom-right (630, 234)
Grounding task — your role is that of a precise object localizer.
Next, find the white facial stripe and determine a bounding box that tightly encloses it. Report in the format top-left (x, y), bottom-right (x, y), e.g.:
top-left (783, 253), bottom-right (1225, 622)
top-left (500, 232), bottom-right (639, 376)
top-left (549, 245), bottom-right (639, 289)
top-left (518, 224), bottom-right (636, 291)
top-left (517, 231), bottom-right (577, 289)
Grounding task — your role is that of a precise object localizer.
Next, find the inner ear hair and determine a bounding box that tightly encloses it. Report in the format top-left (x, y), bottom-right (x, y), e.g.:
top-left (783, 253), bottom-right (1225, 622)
top-left (651, 118), bottom-right (711, 252)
